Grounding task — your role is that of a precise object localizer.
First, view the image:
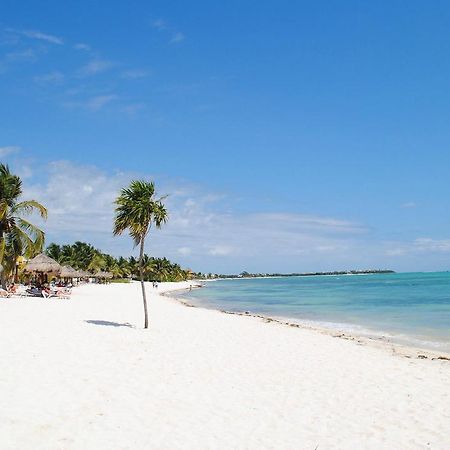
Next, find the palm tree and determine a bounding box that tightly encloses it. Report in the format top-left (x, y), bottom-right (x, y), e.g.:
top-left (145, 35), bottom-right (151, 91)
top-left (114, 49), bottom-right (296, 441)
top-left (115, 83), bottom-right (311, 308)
top-left (0, 164), bottom-right (47, 287)
top-left (113, 180), bottom-right (168, 328)
top-left (46, 243), bottom-right (62, 262)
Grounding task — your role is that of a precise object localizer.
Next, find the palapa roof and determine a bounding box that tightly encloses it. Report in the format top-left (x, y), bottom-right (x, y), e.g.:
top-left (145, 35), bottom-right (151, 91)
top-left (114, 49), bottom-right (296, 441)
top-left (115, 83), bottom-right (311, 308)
top-left (25, 254), bottom-right (62, 274)
top-left (60, 265), bottom-right (77, 278)
top-left (94, 270), bottom-right (113, 279)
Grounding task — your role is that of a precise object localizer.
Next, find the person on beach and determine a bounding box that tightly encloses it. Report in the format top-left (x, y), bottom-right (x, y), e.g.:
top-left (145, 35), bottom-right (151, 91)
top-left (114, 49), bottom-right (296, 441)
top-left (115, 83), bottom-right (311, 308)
top-left (42, 286), bottom-right (52, 298)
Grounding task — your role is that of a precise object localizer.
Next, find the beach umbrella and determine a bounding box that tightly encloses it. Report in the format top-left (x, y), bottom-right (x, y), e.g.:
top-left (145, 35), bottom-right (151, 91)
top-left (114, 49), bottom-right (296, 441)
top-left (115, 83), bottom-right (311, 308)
top-left (24, 254), bottom-right (62, 275)
top-left (74, 270), bottom-right (89, 278)
top-left (60, 265), bottom-right (77, 278)
top-left (94, 271), bottom-right (113, 279)
top-left (24, 253), bottom-right (62, 283)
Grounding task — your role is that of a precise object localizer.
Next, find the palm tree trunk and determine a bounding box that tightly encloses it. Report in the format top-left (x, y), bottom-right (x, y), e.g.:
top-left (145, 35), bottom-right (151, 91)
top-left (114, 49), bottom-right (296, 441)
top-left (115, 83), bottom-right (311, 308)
top-left (139, 236), bottom-right (149, 328)
top-left (0, 235), bottom-right (6, 290)
top-left (0, 270), bottom-right (6, 290)
top-left (14, 262), bottom-right (19, 283)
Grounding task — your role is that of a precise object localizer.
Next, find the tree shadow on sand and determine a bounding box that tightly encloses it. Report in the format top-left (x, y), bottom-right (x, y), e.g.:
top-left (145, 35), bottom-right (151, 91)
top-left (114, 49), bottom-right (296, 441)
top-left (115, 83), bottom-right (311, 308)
top-left (85, 320), bottom-right (134, 328)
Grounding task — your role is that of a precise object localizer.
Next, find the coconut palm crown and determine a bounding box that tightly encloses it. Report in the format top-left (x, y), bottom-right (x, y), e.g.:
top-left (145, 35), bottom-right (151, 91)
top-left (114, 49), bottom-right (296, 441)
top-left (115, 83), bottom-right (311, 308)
top-left (0, 164), bottom-right (47, 286)
top-left (113, 180), bottom-right (168, 328)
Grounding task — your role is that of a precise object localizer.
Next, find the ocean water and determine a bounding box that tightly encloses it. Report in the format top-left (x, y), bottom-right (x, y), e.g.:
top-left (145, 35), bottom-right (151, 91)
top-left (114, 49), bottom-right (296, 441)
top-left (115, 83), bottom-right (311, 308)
top-left (179, 272), bottom-right (450, 352)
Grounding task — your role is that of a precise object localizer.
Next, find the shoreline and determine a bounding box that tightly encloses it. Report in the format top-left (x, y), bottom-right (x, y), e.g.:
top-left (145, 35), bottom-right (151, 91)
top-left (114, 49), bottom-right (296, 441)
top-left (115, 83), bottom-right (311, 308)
top-left (165, 284), bottom-right (450, 362)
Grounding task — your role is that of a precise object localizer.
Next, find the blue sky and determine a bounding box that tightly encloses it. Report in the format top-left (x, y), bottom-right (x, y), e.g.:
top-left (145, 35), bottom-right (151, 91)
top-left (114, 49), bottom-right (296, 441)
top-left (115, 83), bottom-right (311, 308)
top-left (1, 0), bottom-right (450, 273)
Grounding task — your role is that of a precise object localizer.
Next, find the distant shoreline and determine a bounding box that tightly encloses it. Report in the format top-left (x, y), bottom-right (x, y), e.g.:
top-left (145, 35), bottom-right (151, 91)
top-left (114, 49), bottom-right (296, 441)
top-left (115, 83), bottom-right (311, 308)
top-left (209, 269), bottom-right (395, 280)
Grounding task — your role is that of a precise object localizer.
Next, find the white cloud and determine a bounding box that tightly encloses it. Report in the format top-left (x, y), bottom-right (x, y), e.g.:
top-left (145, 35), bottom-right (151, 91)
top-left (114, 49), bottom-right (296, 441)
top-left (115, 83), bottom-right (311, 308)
top-left (170, 32), bottom-right (185, 44)
top-left (86, 95), bottom-right (118, 111)
top-left (178, 247), bottom-right (192, 256)
top-left (208, 245), bottom-right (234, 256)
top-left (414, 238), bottom-right (450, 252)
top-left (0, 146), bottom-right (21, 157)
top-left (401, 202), bottom-right (416, 208)
top-left (151, 19), bottom-right (167, 31)
top-left (64, 94), bottom-right (122, 113)
top-left (21, 30), bottom-right (63, 45)
top-left (78, 59), bottom-right (113, 76)
top-left (121, 103), bottom-right (145, 116)
top-left (34, 71), bottom-right (64, 84)
top-left (6, 29), bottom-right (64, 45)
top-left (24, 159), bottom-right (450, 272)
top-left (21, 161), bottom-right (129, 236)
top-left (121, 69), bottom-right (149, 79)
top-left (386, 238), bottom-right (450, 257)
top-left (5, 48), bottom-right (38, 63)
top-left (74, 43), bottom-right (91, 51)
top-left (18, 160), bottom-right (374, 272)
top-left (151, 18), bottom-right (185, 44)
top-left (385, 248), bottom-right (405, 257)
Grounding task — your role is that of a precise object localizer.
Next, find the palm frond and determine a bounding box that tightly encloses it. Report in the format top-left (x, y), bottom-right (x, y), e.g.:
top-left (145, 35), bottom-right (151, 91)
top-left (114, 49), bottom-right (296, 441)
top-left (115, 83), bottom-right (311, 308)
top-left (12, 200), bottom-right (48, 219)
top-left (17, 218), bottom-right (45, 253)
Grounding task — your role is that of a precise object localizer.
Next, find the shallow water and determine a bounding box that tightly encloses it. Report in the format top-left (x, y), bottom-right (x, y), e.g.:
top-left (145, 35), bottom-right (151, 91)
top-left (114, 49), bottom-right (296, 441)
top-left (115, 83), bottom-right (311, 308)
top-left (179, 273), bottom-right (450, 352)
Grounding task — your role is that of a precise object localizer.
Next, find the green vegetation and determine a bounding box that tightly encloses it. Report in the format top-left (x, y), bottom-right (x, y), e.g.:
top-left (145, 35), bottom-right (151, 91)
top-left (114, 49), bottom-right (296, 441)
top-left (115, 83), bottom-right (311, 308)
top-left (46, 241), bottom-right (190, 282)
top-left (0, 164), bottom-right (47, 287)
top-left (113, 180), bottom-right (169, 328)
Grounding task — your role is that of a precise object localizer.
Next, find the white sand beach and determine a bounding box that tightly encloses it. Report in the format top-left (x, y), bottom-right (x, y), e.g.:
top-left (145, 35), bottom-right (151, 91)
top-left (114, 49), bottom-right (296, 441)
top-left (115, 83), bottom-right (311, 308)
top-left (1, 282), bottom-right (450, 450)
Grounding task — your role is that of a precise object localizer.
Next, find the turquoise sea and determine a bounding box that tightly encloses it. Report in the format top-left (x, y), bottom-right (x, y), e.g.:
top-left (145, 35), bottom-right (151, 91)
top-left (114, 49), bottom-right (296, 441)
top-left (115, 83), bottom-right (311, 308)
top-left (179, 272), bottom-right (450, 352)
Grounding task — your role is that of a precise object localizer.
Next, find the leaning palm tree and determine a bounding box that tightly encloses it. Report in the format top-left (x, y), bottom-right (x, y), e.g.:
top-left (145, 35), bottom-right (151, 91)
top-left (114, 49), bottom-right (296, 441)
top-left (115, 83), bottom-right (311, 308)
top-left (113, 180), bottom-right (168, 328)
top-left (0, 164), bottom-right (47, 287)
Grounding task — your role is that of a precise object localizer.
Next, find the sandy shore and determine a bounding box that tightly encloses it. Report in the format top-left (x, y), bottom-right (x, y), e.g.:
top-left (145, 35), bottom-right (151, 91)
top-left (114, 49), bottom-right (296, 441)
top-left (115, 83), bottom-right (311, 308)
top-left (1, 282), bottom-right (449, 449)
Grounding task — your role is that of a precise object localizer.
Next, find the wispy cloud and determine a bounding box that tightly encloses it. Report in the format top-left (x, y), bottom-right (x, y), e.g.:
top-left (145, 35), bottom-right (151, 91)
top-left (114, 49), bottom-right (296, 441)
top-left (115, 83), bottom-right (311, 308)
top-left (121, 103), bottom-right (145, 116)
top-left (6, 28), bottom-right (64, 45)
top-left (86, 94), bottom-right (118, 111)
top-left (413, 238), bottom-right (450, 252)
top-left (0, 146), bottom-right (21, 157)
top-left (73, 43), bottom-right (91, 51)
top-left (151, 18), bottom-right (185, 44)
top-left (21, 30), bottom-right (63, 45)
top-left (401, 202), bottom-right (416, 208)
top-left (78, 59), bottom-right (114, 76)
top-left (386, 238), bottom-right (450, 256)
top-left (64, 94), bottom-right (119, 112)
top-left (170, 32), bottom-right (185, 44)
top-left (151, 19), bottom-right (167, 31)
top-left (177, 247), bottom-right (192, 256)
top-left (5, 48), bottom-right (38, 63)
top-left (34, 71), bottom-right (64, 84)
top-left (120, 69), bottom-right (149, 79)
top-left (208, 245), bottom-right (234, 256)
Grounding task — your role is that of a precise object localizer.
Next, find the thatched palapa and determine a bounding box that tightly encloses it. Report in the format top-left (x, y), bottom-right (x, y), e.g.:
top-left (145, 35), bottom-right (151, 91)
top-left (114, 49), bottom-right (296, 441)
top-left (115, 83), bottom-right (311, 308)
top-left (95, 271), bottom-right (113, 279)
top-left (60, 265), bottom-right (77, 278)
top-left (25, 254), bottom-right (62, 274)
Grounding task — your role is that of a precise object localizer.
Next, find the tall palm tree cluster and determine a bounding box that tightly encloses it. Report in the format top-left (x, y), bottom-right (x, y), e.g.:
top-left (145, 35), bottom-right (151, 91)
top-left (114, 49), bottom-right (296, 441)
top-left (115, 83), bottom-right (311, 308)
top-left (45, 241), bottom-right (190, 282)
top-left (0, 164), bottom-right (47, 287)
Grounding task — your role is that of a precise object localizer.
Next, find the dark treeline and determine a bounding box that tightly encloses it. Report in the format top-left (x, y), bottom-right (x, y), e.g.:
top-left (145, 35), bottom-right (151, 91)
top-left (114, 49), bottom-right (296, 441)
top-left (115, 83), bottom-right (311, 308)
top-left (46, 241), bottom-right (191, 282)
top-left (214, 269), bottom-right (395, 279)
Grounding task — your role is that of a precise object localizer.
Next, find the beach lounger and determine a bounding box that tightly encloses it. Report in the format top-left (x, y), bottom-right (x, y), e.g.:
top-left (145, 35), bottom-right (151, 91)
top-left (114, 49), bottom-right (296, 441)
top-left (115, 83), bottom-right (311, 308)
top-left (56, 289), bottom-right (71, 299)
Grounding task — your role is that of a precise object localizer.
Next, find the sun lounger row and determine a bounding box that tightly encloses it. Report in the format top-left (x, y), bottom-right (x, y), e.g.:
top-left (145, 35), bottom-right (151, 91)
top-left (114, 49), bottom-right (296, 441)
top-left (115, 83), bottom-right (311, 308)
top-left (0, 287), bottom-right (72, 299)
